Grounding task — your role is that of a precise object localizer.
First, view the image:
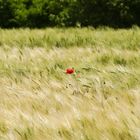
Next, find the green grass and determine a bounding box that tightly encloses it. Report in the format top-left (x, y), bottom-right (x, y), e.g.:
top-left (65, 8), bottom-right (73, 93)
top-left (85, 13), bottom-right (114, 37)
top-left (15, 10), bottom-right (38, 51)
top-left (0, 27), bottom-right (140, 140)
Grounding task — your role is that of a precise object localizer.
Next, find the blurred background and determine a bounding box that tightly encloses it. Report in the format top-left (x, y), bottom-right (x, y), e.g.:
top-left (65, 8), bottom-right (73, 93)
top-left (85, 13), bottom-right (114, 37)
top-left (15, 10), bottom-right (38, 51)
top-left (0, 0), bottom-right (140, 28)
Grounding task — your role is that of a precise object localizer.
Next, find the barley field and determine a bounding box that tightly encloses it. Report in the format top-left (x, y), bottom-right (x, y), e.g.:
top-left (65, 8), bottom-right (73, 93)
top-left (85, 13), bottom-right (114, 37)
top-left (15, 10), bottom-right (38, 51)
top-left (0, 27), bottom-right (140, 140)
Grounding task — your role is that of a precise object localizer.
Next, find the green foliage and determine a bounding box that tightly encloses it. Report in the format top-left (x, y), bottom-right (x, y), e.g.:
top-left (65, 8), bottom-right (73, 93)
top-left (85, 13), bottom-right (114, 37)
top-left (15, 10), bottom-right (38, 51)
top-left (0, 0), bottom-right (140, 28)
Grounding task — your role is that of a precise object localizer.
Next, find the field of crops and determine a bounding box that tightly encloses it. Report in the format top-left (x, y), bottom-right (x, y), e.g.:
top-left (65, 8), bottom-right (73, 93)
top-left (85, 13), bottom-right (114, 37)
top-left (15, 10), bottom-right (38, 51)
top-left (0, 27), bottom-right (140, 140)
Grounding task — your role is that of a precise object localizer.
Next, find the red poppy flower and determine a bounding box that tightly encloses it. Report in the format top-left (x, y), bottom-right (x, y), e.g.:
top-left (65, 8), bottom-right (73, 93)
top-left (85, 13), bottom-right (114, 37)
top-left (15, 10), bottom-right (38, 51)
top-left (66, 68), bottom-right (74, 74)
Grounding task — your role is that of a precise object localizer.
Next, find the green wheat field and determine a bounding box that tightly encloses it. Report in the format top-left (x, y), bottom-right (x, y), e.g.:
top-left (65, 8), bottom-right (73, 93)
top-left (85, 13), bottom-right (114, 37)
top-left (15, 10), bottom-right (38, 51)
top-left (0, 27), bottom-right (140, 140)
